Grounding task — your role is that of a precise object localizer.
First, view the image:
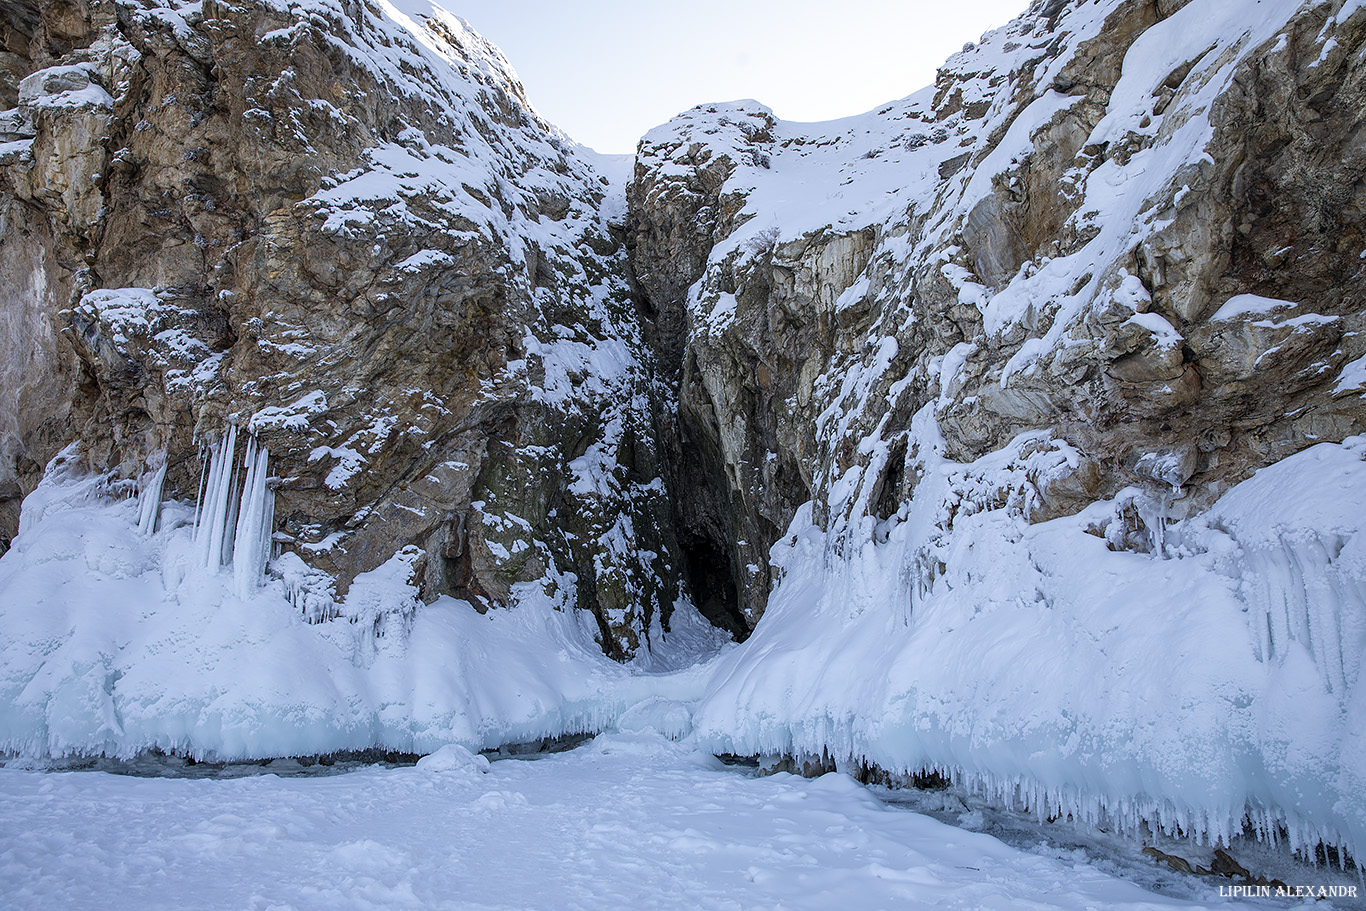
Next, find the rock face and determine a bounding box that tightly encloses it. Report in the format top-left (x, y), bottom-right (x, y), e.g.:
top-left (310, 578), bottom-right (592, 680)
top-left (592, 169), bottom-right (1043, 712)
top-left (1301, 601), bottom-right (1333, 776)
top-left (635, 0), bottom-right (1366, 858)
top-left (4, 0), bottom-right (1364, 654)
top-left (0, 0), bottom-right (685, 658)
top-left (629, 0), bottom-right (1366, 630)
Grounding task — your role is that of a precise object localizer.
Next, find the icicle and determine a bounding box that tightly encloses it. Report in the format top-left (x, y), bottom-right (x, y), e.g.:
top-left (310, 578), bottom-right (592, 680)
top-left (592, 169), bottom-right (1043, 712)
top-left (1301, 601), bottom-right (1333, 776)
top-left (190, 426), bottom-right (276, 593)
top-left (194, 425), bottom-right (238, 570)
top-left (192, 444), bottom-right (209, 534)
top-left (222, 436), bottom-right (242, 567)
top-left (1136, 487), bottom-right (1173, 557)
top-left (136, 459), bottom-right (168, 536)
top-left (232, 433), bottom-right (274, 598)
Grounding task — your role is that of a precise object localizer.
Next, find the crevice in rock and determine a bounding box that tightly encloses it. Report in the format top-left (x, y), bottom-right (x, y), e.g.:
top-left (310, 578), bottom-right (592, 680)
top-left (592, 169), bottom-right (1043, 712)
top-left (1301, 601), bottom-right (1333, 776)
top-left (439, 515), bottom-right (490, 611)
top-left (679, 528), bottom-right (746, 642)
top-left (873, 437), bottom-right (908, 521)
top-left (662, 383), bottom-right (752, 641)
top-left (576, 566), bottom-right (627, 663)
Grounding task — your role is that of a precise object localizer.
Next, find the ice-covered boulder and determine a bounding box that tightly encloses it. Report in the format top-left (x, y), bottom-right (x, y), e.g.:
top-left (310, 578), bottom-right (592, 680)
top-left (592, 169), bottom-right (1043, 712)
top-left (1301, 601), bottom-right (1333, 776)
top-left (415, 744), bottom-right (490, 774)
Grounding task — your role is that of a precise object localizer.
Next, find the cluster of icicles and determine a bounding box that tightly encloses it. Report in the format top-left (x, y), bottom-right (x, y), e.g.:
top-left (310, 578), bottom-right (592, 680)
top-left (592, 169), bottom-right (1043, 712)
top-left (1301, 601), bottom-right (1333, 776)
top-left (190, 424), bottom-right (275, 599)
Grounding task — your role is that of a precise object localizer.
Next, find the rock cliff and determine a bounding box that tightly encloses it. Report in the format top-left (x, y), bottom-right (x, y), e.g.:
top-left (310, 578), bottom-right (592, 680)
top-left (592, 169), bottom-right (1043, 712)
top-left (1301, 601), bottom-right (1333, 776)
top-left (630, 0), bottom-right (1366, 629)
top-left (631, 0), bottom-right (1366, 859)
top-left (0, 0), bottom-right (686, 658)
top-left (2, 0), bottom-right (1365, 862)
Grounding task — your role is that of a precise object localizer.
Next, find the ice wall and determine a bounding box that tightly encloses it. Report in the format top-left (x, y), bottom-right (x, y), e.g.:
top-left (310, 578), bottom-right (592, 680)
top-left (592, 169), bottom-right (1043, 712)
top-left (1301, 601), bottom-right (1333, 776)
top-left (0, 445), bottom-right (726, 761)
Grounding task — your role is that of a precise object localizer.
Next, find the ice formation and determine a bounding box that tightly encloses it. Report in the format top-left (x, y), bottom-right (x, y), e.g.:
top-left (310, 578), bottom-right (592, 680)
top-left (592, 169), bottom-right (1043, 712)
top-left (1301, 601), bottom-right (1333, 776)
top-left (231, 434), bottom-right (274, 600)
top-left (135, 460), bottom-right (165, 537)
top-left (188, 426), bottom-right (275, 598)
top-left (0, 455), bottom-right (724, 761)
top-left (193, 425), bottom-right (239, 573)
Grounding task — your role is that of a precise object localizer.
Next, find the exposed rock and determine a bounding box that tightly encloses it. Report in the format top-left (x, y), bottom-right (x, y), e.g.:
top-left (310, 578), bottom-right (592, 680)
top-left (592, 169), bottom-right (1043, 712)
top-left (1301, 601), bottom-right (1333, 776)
top-left (1141, 845), bottom-right (1195, 875)
top-left (628, 0), bottom-right (1366, 628)
top-left (0, 0), bottom-right (687, 658)
top-left (4, 0), bottom-right (1365, 694)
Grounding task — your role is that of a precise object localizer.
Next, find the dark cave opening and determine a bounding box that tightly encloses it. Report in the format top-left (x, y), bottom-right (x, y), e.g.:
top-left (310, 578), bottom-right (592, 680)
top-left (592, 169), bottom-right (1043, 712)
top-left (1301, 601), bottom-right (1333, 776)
top-left (679, 530), bottom-right (749, 642)
top-left (873, 438), bottom-right (908, 521)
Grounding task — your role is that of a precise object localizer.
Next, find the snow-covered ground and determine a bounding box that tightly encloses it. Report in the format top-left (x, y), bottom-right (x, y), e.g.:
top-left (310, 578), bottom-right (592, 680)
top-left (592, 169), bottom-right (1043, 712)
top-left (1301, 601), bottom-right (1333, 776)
top-left (0, 730), bottom-right (1316, 911)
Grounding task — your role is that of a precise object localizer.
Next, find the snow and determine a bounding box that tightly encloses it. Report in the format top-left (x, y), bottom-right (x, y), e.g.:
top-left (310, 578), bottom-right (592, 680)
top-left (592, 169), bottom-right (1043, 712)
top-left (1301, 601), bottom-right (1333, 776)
top-left (0, 730), bottom-right (1278, 911)
top-left (248, 390), bottom-right (328, 433)
top-left (5, 423), bottom-right (1362, 868)
top-left (0, 450), bottom-right (723, 762)
top-left (694, 415), bottom-right (1366, 861)
top-left (412, 742), bottom-right (489, 773)
top-left (308, 444), bottom-right (366, 490)
top-left (1126, 311), bottom-right (1184, 349)
top-left (1212, 294), bottom-right (1299, 322)
top-left (17, 63), bottom-right (113, 110)
top-left (1336, 354), bottom-right (1366, 396)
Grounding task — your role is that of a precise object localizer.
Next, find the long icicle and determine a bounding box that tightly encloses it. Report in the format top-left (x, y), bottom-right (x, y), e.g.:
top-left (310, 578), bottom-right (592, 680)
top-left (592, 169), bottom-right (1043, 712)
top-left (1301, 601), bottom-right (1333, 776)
top-left (232, 433), bottom-right (273, 598)
top-left (136, 459), bottom-right (168, 536)
top-left (194, 424), bottom-right (237, 570)
top-left (221, 431), bottom-right (242, 568)
top-left (191, 441), bottom-right (209, 538)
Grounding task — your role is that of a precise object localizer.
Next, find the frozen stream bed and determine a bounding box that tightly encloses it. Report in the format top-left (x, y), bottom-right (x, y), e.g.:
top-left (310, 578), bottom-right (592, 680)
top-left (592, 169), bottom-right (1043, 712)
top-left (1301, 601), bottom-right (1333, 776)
top-left (0, 731), bottom-right (1341, 911)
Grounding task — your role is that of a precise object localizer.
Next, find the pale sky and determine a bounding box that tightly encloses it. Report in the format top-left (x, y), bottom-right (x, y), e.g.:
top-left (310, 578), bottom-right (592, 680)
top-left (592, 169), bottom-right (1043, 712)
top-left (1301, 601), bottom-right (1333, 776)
top-left (450, 1), bottom-right (1030, 153)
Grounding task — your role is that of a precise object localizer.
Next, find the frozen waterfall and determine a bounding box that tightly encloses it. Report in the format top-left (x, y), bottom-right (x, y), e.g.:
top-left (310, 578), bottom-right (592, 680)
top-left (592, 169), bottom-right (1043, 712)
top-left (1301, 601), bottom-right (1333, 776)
top-left (192, 425), bottom-right (274, 596)
top-left (232, 434), bottom-right (275, 599)
top-left (135, 459), bottom-right (167, 536)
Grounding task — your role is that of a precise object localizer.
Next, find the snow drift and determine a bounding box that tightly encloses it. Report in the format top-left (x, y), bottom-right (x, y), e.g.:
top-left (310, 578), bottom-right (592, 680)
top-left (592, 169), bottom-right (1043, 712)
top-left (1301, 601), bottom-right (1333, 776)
top-left (0, 447), bottom-right (723, 761)
top-left (693, 414), bottom-right (1366, 859)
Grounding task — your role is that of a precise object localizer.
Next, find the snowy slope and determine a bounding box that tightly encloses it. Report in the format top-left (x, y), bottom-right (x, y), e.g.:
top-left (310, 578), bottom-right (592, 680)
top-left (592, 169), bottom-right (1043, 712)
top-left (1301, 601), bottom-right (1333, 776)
top-left (0, 450), bottom-right (723, 759)
top-left (694, 422), bottom-right (1366, 859)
